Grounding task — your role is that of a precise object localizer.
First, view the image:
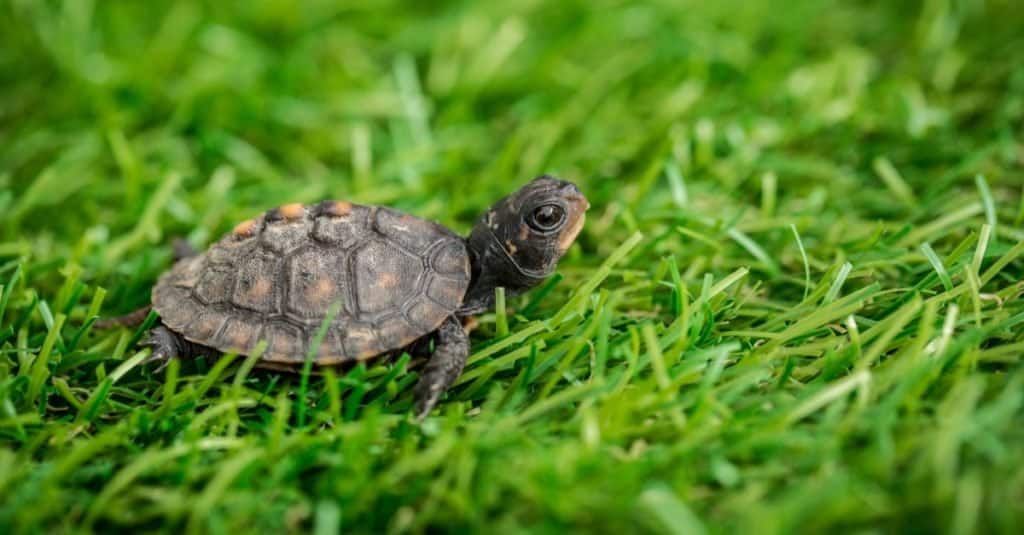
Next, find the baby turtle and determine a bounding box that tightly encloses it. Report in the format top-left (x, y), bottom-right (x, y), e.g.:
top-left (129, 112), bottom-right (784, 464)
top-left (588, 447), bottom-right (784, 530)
top-left (130, 177), bottom-right (588, 418)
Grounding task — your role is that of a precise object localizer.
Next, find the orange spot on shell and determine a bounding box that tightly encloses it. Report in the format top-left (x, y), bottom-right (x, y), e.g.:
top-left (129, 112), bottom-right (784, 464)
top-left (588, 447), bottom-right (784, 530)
top-left (325, 201), bottom-right (352, 217)
top-left (243, 278), bottom-right (272, 301)
top-left (230, 330), bottom-right (251, 350)
top-left (233, 219), bottom-right (257, 238)
top-left (307, 277), bottom-right (335, 304)
top-left (231, 327), bottom-right (246, 346)
top-left (278, 203), bottom-right (305, 220)
top-left (378, 273), bottom-right (399, 288)
top-left (194, 314), bottom-right (225, 338)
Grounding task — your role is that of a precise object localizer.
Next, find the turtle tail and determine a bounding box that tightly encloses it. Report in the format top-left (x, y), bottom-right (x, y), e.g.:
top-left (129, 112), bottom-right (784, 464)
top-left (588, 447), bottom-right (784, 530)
top-left (94, 306), bottom-right (153, 330)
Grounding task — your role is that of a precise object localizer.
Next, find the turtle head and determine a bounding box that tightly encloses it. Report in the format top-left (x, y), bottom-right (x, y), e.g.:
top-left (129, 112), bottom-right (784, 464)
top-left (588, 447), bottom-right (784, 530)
top-left (462, 176), bottom-right (589, 314)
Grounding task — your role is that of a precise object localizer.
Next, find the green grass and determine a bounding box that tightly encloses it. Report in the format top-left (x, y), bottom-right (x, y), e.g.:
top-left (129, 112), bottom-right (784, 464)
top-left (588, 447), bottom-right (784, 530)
top-left (2, 0), bottom-right (1024, 533)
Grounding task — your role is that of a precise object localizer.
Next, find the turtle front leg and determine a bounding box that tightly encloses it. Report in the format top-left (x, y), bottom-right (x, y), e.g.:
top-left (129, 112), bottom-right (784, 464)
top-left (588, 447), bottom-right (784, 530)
top-left (142, 324), bottom-right (215, 372)
top-left (414, 316), bottom-right (470, 420)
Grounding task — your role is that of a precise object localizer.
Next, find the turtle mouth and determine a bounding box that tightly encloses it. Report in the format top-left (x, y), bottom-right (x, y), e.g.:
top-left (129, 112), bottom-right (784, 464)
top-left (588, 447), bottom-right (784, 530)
top-left (556, 183), bottom-right (589, 252)
top-left (558, 202), bottom-right (588, 252)
top-left (570, 195), bottom-right (591, 211)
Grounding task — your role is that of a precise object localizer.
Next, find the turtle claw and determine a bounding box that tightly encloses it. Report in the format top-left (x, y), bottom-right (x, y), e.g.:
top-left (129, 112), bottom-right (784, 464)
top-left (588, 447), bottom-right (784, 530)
top-left (141, 326), bottom-right (182, 373)
top-left (143, 348), bottom-right (175, 373)
top-left (413, 389), bottom-right (443, 423)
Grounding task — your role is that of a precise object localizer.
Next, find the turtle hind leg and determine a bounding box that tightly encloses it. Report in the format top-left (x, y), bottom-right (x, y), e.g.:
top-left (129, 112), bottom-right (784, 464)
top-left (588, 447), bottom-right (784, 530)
top-left (94, 306), bottom-right (153, 330)
top-left (142, 324), bottom-right (216, 372)
top-left (413, 316), bottom-right (470, 420)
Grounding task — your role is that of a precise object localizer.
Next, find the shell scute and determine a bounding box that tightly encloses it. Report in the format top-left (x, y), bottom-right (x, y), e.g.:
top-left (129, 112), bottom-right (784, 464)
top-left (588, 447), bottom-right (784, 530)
top-left (312, 203), bottom-right (365, 248)
top-left (426, 276), bottom-right (465, 310)
top-left (264, 322), bottom-right (306, 361)
top-left (186, 309), bottom-right (230, 341)
top-left (341, 326), bottom-right (380, 360)
top-left (374, 207), bottom-right (444, 253)
top-left (194, 266), bottom-right (236, 305)
top-left (216, 317), bottom-right (264, 354)
top-left (352, 241), bottom-right (422, 315)
top-left (431, 240), bottom-right (471, 278)
top-left (261, 205), bottom-right (309, 255)
top-left (231, 254), bottom-right (279, 313)
top-left (407, 297), bottom-right (450, 331)
top-left (286, 248), bottom-right (349, 321)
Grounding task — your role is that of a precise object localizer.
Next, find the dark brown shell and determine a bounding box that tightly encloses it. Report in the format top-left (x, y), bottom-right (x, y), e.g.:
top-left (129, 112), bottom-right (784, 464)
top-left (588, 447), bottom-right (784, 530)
top-left (152, 201), bottom-right (471, 364)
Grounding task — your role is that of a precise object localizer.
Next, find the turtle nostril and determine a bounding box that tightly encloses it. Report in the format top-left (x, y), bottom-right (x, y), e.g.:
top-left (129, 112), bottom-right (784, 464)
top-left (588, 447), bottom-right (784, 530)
top-left (560, 183), bottom-right (589, 210)
top-left (559, 182), bottom-right (582, 195)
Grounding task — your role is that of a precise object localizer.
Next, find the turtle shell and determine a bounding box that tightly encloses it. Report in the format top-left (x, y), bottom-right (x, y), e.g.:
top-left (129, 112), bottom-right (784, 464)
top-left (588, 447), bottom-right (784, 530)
top-left (152, 201), bottom-right (471, 365)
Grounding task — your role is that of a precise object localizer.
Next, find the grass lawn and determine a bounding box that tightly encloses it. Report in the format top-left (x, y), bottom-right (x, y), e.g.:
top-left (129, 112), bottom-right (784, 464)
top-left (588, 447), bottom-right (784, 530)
top-left (2, 0), bottom-right (1024, 533)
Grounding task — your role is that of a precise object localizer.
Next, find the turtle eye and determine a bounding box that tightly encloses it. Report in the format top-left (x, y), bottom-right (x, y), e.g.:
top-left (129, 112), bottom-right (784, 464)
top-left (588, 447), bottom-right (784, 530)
top-left (528, 204), bottom-right (566, 232)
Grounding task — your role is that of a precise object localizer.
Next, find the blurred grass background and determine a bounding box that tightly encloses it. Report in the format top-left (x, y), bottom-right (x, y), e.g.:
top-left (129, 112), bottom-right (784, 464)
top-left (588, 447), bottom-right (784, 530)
top-left (2, 0), bottom-right (1024, 533)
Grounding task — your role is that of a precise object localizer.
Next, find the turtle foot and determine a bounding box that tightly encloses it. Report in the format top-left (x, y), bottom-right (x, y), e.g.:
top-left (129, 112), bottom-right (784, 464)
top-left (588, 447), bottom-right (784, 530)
top-left (141, 325), bottom-right (184, 373)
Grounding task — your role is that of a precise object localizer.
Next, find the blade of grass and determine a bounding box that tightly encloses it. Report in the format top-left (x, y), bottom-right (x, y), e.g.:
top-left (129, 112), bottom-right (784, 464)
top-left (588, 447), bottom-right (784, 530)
top-left (298, 301), bottom-right (343, 427)
top-left (790, 224), bottom-right (811, 301)
top-left (921, 243), bottom-right (954, 291)
top-left (873, 156), bottom-right (916, 206)
top-left (550, 231), bottom-right (643, 325)
top-left (823, 262), bottom-right (852, 304)
top-left (494, 286), bottom-right (509, 337)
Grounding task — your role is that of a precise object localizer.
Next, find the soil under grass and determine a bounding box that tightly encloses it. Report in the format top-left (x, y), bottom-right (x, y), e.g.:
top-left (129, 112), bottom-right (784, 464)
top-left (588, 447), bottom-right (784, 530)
top-left (2, 0), bottom-right (1023, 533)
